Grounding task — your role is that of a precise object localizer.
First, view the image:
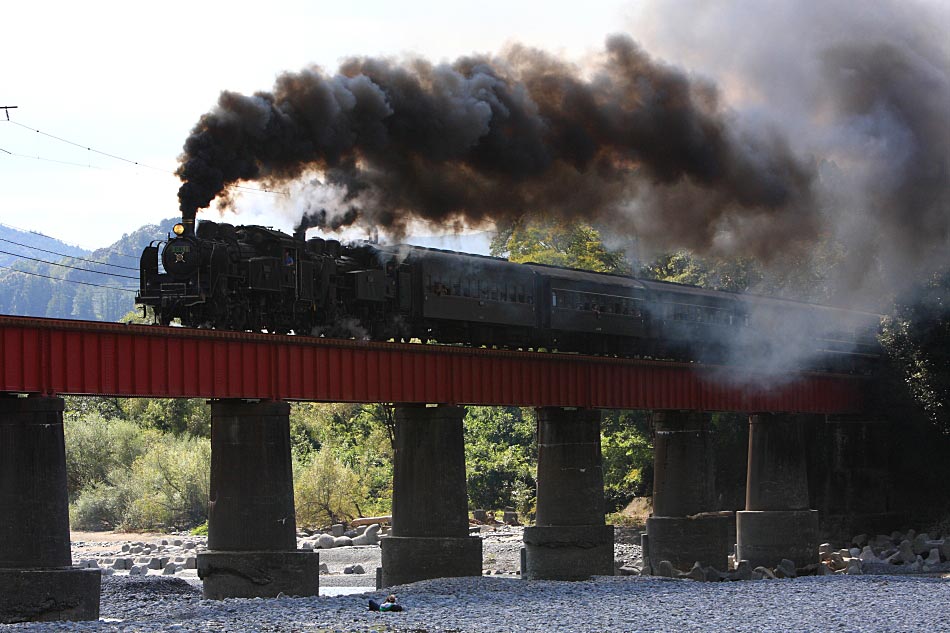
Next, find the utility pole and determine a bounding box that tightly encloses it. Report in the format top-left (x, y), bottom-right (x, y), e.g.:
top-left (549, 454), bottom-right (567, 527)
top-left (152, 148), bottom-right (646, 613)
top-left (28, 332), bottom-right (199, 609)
top-left (1, 106), bottom-right (17, 120)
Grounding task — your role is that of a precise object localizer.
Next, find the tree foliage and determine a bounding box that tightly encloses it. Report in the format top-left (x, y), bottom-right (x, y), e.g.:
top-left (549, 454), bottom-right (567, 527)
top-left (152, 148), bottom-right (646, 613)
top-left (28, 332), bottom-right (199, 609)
top-left (882, 269), bottom-right (950, 435)
top-left (294, 448), bottom-right (363, 526)
top-left (600, 410), bottom-right (654, 512)
top-left (491, 218), bottom-right (632, 274)
top-left (63, 411), bottom-right (155, 502)
top-left (464, 407), bottom-right (537, 514)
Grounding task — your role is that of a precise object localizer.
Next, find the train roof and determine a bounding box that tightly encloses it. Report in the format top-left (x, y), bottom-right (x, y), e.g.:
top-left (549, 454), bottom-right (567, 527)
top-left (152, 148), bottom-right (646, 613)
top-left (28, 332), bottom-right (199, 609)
top-left (521, 263), bottom-right (648, 291)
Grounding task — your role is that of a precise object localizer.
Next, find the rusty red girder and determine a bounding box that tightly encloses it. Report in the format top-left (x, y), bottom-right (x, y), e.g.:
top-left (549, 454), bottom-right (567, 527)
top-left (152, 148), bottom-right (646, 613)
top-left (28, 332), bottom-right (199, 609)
top-left (0, 315), bottom-right (867, 413)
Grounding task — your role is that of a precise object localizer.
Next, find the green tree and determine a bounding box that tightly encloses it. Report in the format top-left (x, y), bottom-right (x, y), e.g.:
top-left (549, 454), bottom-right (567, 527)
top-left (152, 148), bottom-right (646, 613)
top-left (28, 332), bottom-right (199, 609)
top-left (600, 410), bottom-right (654, 512)
top-left (122, 398), bottom-right (211, 437)
top-left (294, 448), bottom-right (363, 527)
top-left (882, 269), bottom-right (950, 435)
top-left (642, 251), bottom-right (762, 292)
top-left (464, 407), bottom-right (537, 513)
top-left (122, 434), bottom-right (211, 530)
top-left (63, 411), bottom-right (154, 501)
top-left (491, 218), bottom-right (632, 274)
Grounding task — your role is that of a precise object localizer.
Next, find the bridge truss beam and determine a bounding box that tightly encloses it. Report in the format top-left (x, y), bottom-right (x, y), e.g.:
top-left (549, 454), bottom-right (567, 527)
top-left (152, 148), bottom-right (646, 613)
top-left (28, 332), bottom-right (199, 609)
top-left (1, 316), bottom-right (866, 413)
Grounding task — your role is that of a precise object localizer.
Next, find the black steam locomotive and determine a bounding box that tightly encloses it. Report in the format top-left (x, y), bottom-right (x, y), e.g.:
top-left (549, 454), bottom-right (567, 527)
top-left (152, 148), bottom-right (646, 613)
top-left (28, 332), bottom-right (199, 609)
top-left (137, 219), bottom-right (880, 372)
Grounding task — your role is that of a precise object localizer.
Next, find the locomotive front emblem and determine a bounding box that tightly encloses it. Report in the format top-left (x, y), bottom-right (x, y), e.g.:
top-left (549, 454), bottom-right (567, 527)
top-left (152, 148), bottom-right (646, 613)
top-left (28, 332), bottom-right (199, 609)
top-left (175, 253), bottom-right (185, 263)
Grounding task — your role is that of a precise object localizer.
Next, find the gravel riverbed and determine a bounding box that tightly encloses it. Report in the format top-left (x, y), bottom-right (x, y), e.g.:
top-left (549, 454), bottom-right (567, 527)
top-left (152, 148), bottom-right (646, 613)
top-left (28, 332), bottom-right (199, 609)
top-left (4, 528), bottom-right (949, 632)
top-left (6, 574), bottom-right (950, 632)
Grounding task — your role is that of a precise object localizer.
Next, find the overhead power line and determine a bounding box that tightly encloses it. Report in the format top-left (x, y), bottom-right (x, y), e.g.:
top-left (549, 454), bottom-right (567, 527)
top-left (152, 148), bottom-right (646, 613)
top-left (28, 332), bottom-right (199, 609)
top-left (0, 236), bottom-right (139, 270)
top-left (0, 249), bottom-right (139, 279)
top-left (2, 119), bottom-right (287, 197)
top-left (8, 119), bottom-right (170, 173)
top-left (0, 145), bottom-right (106, 169)
top-left (0, 263), bottom-right (137, 293)
top-left (0, 220), bottom-right (140, 260)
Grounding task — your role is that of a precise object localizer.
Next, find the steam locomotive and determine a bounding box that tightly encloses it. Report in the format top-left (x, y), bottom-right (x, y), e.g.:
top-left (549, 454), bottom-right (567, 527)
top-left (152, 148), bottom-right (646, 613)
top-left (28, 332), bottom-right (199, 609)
top-left (137, 219), bottom-right (880, 372)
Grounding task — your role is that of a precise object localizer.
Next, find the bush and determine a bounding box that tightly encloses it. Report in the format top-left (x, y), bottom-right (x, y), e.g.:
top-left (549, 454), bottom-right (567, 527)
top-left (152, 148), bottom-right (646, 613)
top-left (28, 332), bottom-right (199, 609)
top-left (294, 448), bottom-right (362, 527)
top-left (464, 407), bottom-right (536, 511)
top-left (601, 410), bottom-right (653, 513)
top-left (70, 481), bottom-right (131, 530)
top-left (64, 413), bottom-right (153, 501)
top-left (121, 434), bottom-right (211, 531)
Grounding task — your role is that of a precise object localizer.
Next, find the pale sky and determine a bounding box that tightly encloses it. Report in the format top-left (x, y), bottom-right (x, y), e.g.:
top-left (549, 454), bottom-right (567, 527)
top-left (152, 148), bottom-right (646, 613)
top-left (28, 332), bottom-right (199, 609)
top-left (1, 0), bottom-right (642, 250)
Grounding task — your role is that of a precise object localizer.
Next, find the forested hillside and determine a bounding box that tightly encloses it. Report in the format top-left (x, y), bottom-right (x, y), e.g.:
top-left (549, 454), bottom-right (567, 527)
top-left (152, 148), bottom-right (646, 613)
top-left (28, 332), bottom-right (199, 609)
top-left (0, 223), bottom-right (89, 267)
top-left (0, 218), bottom-right (177, 321)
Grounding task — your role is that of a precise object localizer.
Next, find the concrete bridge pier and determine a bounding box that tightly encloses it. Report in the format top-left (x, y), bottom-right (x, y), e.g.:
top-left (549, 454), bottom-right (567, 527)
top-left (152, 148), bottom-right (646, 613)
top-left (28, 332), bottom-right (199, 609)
top-left (522, 407), bottom-right (614, 580)
top-left (380, 405), bottom-right (482, 587)
top-left (813, 416), bottom-right (894, 539)
top-left (197, 400), bottom-right (319, 599)
top-left (645, 411), bottom-right (731, 572)
top-left (0, 395), bottom-right (100, 624)
top-left (737, 413), bottom-right (819, 569)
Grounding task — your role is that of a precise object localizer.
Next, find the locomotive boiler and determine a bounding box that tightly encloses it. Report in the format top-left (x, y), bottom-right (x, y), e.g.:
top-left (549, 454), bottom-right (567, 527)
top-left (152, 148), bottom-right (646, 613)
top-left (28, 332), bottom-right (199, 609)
top-left (137, 219), bottom-right (880, 372)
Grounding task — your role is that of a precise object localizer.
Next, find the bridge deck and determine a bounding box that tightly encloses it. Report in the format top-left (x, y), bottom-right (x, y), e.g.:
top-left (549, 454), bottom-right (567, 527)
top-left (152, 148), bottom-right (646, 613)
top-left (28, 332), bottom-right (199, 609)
top-left (0, 315), bottom-right (866, 412)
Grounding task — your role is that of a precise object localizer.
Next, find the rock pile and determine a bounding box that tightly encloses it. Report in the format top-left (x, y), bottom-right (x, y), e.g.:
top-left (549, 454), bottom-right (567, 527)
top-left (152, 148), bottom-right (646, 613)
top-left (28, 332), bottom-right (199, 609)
top-left (642, 528), bottom-right (950, 583)
top-left (297, 523), bottom-right (385, 550)
top-left (647, 557), bottom-right (806, 582)
top-left (74, 537), bottom-right (203, 579)
top-left (822, 530), bottom-right (950, 575)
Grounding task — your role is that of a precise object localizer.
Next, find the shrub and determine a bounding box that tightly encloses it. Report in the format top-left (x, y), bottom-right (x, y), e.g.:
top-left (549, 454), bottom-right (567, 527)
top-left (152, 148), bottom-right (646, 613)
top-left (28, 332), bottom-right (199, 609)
top-left (70, 481), bottom-right (131, 530)
top-left (294, 448), bottom-right (362, 527)
top-left (121, 434), bottom-right (211, 531)
top-left (64, 414), bottom-right (153, 501)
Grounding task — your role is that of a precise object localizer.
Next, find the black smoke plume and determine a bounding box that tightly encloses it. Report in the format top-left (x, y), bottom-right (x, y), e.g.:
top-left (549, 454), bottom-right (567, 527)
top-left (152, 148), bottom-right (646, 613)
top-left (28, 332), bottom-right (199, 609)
top-left (633, 0), bottom-right (950, 299)
top-left (177, 35), bottom-right (815, 256)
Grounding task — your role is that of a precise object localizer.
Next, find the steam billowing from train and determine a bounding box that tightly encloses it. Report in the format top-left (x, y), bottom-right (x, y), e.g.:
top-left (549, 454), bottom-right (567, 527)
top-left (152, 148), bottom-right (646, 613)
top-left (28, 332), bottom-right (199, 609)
top-left (177, 0), bottom-right (948, 300)
top-left (633, 0), bottom-right (949, 298)
top-left (177, 34), bottom-right (816, 257)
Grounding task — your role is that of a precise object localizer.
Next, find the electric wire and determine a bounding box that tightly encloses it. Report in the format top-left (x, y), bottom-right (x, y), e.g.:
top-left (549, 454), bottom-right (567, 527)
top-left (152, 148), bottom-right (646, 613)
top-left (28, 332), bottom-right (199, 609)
top-left (0, 236), bottom-right (139, 270)
top-left (0, 221), bottom-right (140, 260)
top-left (2, 120), bottom-right (287, 196)
top-left (0, 249), bottom-right (139, 279)
top-left (0, 145), bottom-right (106, 169)
top-left (7, 120), bottom-right (170, 172)
top-left (0, 263), bottom-right (137, 292)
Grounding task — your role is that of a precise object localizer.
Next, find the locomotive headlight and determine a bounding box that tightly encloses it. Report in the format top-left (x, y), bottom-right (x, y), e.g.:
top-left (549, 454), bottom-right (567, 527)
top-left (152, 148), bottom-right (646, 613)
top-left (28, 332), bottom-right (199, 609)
top-left (173, 223), bottom-right (186, 236)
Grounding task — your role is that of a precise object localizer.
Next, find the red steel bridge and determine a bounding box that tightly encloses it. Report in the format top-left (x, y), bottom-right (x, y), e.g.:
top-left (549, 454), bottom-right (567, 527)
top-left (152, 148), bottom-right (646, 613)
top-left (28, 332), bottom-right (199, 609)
top-left (0, 315), bottom-right (867, 413)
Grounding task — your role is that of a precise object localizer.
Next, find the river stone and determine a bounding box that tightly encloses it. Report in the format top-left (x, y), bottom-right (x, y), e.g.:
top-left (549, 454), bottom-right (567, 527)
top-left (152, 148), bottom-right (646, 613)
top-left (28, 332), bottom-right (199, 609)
top-left (859, 546), bottom-right (882, 564)
top-left (924, 548), bottom-right (941, 566)
top-left (899, 540), bottom-right (916, 564)
top-left (685, 562), bottom-right (705, 581)
top-left (733, 560), bottom-right (753, 581)
top-left (775, 559), bottom-right (797, 579)
top-left (753, 566), bottom-right (776, 580)
top-left (317, 534), bottom-right (336, 549)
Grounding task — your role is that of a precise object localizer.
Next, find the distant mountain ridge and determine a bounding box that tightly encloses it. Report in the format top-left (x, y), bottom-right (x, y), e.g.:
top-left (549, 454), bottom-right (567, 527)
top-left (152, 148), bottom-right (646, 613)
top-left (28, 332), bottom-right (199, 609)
top-left (0, 218), bottom-right (178, 321)
top-left (0, 223), bottom-right (90, 268)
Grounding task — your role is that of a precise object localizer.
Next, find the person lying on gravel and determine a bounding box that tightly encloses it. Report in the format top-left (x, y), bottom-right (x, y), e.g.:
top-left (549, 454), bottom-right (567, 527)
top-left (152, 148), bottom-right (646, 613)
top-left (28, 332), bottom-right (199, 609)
top-left (368, 594), bottom-right (403, 612)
